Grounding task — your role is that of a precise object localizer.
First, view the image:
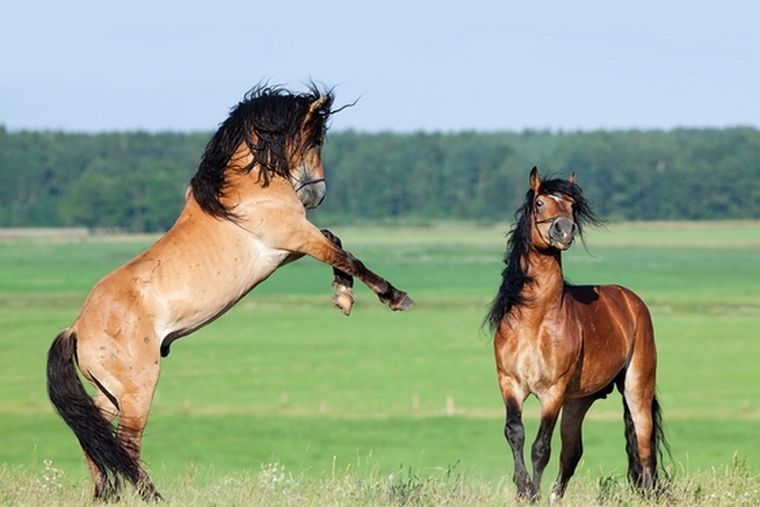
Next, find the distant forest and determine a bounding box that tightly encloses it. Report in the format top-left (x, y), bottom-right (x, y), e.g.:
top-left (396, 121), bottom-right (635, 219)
top-left (1, 127), bottom-right (758, 231)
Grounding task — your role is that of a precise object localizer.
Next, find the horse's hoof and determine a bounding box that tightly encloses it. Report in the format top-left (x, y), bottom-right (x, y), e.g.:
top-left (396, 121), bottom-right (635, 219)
top-left (390, 292), bottom-right (415, 311)
top-left (332, 288), bottom-right (354, 316)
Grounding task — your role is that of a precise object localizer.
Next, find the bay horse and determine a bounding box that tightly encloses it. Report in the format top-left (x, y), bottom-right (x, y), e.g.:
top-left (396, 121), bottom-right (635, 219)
top-left (487, 167), bottom-right (668, 502)
top-left (46, 84), bottom-right (414, 502)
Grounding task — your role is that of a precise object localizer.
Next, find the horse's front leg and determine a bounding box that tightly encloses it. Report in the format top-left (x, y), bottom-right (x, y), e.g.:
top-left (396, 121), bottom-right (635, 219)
top-left (530, 390), bottom-right (565, 503)
top-left (495, 338), bottom-right (533, 500)
top-left (295, 225), bottom-right (414, 311)
top-left (319, 229), bottom-right (355, 315)
top-left (279, 230), bottom-right (355, 315)
top-left (501, 390), bottom-right (533, 500)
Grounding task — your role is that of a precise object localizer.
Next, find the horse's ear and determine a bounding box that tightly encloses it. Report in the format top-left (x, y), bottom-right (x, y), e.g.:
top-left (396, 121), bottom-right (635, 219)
top-left (529, 166), bottom-right (541, 192)
top-left (306, 96), bottom-right (328, 122)
top-left (568, 172), bottom-right (576, 185)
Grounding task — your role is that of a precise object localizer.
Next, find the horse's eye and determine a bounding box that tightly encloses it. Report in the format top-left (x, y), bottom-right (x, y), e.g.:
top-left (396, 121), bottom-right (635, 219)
top-left (535, 200), bottom-right (544, 209)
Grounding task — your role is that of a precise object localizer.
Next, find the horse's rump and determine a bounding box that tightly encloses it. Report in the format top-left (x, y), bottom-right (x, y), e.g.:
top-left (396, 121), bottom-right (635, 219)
top-left (47, 330), bottom-right (142, 492)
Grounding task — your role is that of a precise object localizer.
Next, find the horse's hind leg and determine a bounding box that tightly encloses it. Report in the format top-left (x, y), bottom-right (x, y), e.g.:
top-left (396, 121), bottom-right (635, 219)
top-left (82, 354), bottom-right (162, 501)
top-left (84, 391), bottom-right (120, 501)
top-left (115, 367), bottom-right (163, 501)
top-left (549, 395), bottom-right (596, 502)
top-left (618, 364), bottom-right (656, 492)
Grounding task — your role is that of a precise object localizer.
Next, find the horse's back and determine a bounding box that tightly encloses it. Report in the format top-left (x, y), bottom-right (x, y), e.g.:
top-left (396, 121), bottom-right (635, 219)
top-left (568, 283), bottom-right (650, 334)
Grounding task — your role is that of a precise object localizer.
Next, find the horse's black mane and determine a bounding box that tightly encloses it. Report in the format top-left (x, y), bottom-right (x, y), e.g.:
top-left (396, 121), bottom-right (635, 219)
top-left (485, 174), bottom-right (600, 331)
top-left (191, 83), bottom-right (335, 220)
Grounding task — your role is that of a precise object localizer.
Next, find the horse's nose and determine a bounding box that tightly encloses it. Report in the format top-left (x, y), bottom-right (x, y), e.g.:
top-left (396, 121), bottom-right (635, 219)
top-left (549, 217), bottom-right (577, 245)
top-left (298, 180), bottom-right (327, 209)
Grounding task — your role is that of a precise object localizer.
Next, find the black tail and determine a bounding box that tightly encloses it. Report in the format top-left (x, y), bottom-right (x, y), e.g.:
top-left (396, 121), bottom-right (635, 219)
top-left (621, 398), bottom-right (641, 486)
top-left (651, 396), bottom-right (672, 488)
top-left (46, 330), bottom-right (142, 496)
top-left (622, 395), bottom-right (671, 493)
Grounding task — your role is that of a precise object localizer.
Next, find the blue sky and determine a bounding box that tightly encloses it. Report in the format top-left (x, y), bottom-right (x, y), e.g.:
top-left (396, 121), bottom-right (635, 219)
top-left (1, 1), bottom-right (758, 133)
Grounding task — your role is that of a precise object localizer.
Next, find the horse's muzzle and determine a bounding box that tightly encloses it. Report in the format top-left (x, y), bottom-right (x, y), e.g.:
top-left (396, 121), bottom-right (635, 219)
top-left (296, 179), bottom-right (326, 209)
top-left (549, 217), bottom-right (577, 249)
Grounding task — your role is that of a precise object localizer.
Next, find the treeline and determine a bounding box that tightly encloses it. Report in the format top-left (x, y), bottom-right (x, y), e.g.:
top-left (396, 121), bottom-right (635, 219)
top-left (1, 126), bottom-right (758, 231)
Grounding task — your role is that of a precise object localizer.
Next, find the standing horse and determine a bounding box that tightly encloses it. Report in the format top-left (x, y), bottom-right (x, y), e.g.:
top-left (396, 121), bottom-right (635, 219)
top-left (487, 167), bottom-right (668, 502)
top-left (47, 84), bottom-right (414, 501)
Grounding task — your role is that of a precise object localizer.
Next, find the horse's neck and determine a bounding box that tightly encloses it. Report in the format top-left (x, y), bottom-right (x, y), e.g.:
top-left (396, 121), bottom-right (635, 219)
top-left (219, 166), bottom-right (263, 210)
top-left (523, 249), bottom-right (564, 311)
top-left (220, 166), bottom-right (297, 217)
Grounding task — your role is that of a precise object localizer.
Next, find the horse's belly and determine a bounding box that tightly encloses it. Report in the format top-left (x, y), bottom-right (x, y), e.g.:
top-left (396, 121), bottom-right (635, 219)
top-left (152, 238), bottom-right (291, 342)
top-left (566, 352), bottom-right (627, 398)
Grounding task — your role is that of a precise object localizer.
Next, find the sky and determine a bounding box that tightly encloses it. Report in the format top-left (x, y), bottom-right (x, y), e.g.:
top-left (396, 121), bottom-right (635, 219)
top-left (1, 1), bottom-right (758, 133)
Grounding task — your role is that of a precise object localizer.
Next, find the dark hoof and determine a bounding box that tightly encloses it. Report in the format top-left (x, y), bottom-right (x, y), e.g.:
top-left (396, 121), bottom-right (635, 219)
top-left (514, 479), bottom-right (539, 504)
top-left (390, 292), bottom-right (415, 311)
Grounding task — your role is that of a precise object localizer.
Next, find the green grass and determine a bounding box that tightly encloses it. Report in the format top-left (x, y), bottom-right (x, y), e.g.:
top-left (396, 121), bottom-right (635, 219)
top-left (2, 459), bottom-right (759, 506)
top-left (1, 222), bottom-right (759, 504)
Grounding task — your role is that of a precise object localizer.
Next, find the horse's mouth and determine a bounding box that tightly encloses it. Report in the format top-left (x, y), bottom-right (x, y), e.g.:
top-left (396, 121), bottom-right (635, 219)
top-left (550, 237), bottom-right (575, 250)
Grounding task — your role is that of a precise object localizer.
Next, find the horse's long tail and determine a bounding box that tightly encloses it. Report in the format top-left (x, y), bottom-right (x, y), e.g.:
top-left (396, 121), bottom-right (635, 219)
top-left (650, 396), bottom-right (672, 488)
top-left (622, 394), bottom-right (671, 492)
top-left (46, 330), bottom-right (142, 494)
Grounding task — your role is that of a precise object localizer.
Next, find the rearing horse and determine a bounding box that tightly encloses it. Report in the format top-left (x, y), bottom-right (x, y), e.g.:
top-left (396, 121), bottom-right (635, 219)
top-left (47, 85), bottom-right (414, 501)
top-left (488, 167), bottom-right (668, 502)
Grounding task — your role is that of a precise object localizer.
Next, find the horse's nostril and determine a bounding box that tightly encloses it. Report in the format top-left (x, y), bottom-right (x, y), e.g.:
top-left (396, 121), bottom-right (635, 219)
top-left (551, 218), bottom-right (576, 242)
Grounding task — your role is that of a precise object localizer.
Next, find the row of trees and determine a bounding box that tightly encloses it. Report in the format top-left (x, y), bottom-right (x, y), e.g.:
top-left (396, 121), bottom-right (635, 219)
top-left (1, 127), bottom-right (758, 231)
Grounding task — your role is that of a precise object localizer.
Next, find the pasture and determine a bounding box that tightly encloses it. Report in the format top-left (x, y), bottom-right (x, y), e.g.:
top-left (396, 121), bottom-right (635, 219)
top-left (1, 222), bottom-right (759, 505)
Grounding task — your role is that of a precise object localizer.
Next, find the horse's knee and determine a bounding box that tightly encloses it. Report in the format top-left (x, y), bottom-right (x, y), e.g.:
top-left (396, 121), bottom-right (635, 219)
top-left (504, 415), bottom-right (525, 449)
top-left (504, 398), bottom-right (525, 445)
top-left (532, 413), bottom-right (559, 470)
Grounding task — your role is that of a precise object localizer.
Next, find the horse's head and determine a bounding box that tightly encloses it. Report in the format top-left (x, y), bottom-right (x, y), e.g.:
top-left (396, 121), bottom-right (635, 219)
top-left (191, 85), bottom-right (336, 220)
top-left (485, 168), bottom-right (598, 330)
top-left (528, 167), bottom-right (585, 251)
top-left (289, 95), bottom-right (332, 209)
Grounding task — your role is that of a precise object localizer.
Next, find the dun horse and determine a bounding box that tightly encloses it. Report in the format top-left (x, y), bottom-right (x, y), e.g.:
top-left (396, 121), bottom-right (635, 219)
top-left (47, 85), bottom-right (413, 501)
top-left (487, 167), bottom-right (668, 502)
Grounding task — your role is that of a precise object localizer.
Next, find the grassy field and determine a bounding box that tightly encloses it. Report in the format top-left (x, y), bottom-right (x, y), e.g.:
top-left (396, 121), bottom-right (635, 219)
top-left (1, 221), bottom-right (759, 505)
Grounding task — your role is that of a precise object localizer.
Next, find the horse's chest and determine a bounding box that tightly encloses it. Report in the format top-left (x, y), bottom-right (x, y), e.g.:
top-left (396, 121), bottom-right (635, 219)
top-left (502, 327), bottom-right (579, 393)
top-left (242, 238), bottom-right (291, 281)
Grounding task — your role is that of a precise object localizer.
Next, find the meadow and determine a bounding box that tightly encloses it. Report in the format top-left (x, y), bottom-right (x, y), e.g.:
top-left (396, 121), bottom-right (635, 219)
top-left (1, 222), bottom-right (759, 505)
